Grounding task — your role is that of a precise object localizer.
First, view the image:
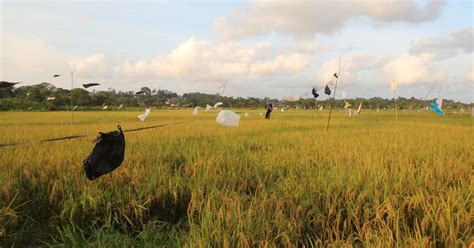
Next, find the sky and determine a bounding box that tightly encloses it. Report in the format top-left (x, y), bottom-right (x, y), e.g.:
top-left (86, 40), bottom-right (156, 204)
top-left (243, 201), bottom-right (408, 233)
top-left (1, 0), bottom-right (473, 102)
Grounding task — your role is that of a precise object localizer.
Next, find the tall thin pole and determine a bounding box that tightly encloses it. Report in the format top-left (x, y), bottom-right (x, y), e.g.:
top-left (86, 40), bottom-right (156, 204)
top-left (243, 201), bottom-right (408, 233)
top-left (67, 62), bottom-right (76, 124)
top-left (394, 93), bottom-right (398, 121)
top-left (390, 73), bottom-right (398, 121)
top-left (326, 57), bottom-right (341, 131)
top-left (392, 76), bottom-right (398, 121)
top-left (221, 81), bottom-right (228, 96)
top-left (220, 81), bottom-right (232, 109)
top-left (423, 81), bottom-right (438, 101)
top-left (314, 98), bottom-right (321, 117)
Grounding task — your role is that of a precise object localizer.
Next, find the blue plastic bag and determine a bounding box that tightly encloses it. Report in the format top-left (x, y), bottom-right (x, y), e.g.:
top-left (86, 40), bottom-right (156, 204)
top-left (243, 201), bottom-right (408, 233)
top-left (430, 102), bottom-right (444, 116)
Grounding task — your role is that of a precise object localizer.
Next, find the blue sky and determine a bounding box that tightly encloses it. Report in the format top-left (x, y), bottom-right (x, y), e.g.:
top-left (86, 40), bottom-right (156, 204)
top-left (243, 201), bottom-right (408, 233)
top-left (1, 0), bottom-right (473, 102)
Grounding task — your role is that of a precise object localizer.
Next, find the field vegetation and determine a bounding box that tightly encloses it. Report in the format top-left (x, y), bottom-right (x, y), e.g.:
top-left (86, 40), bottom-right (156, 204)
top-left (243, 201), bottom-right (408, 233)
top-left (0, 110), bottom-right (472, 246)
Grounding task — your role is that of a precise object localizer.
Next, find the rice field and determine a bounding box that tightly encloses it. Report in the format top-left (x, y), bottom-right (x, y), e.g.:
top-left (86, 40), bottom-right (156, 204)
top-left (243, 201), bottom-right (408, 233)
top-left (0, 110), bottom-right (472, 247)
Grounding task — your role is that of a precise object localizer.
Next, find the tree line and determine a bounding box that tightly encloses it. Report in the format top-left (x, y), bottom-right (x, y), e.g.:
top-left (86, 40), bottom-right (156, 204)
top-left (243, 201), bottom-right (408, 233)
top-left (0, 81), bottom-right (471, 111)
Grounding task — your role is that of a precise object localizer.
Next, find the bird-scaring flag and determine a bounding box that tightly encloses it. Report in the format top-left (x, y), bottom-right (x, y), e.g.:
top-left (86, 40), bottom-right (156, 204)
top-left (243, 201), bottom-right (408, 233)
top-left (344, 101), bottom-right (352, 109)
top-left (0, 82), bottom-right (19, 89)
top-left (356, 103), bottom-right (363, 114)
top-left (341, 90), bottom-right (347, 99)
top-left (138, 108), bottom-right (151, 121)
top-left (213, 102), bottom-right (223, 109)
top-left (430, 102), bottom-right (444, 116)
top-left (265, 103), bottom-right (273, 119)
top-left (325, 85), bottom-right (331, 95)
top-left (83, 125), bottom-right (125, 180)
top-left (312, 87), bottom-right (319, 99)
top-left (205, 104), bottom-right (213, 111)
top-left (83, 83), bottom-right (100, 88)
top-left (436, 98), bottom-right (443, 110)
top-left (192, 106), bottom-right (200, 115)
top-left (216, 110), bottom-right (240, 127)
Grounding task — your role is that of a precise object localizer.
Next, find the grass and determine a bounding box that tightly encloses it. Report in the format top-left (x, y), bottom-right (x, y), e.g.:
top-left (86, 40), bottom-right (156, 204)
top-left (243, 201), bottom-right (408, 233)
top-left (0, 109), bottom-right (473, 247)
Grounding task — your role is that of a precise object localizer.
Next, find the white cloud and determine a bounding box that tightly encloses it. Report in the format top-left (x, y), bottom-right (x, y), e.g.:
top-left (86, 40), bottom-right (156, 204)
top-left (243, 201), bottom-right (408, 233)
top-left (313, 52), bottom-right (447, 99)
top-left (214, 0), bottom-right (446, 40)
top-left (409, 27), bottom-right (473, 60)
top-left (466, 65), bottom-right (474, 83)
top-left (380, 53), bottom-right (446, 85)
top-left (73, 53), bottom-right (111, 77)
top-left (0, 35), bottom-right (117, 86)
top-left (316, 54), bottom-right (390, 84)
top-left (2, 33), bottom-right (470, 102)
top-left (117, 37), bottom-right (313, 81)
top-left (0, 34), bottom-right (66, 82)
top-left (250, 53), bottom-right (311, 76)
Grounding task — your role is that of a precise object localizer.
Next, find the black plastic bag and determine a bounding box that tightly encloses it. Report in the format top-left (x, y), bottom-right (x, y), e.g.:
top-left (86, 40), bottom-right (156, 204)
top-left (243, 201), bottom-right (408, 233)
top-left (265, 103), bottom-right (273, 119)
top-left (325, 85), bottom-right (331, 95)
top-left (83, 83), bottom-right (100, 88)
top-left (83, 125), bottom-right (125, 180)
top-left (312, 87), bottom-right (319, 99)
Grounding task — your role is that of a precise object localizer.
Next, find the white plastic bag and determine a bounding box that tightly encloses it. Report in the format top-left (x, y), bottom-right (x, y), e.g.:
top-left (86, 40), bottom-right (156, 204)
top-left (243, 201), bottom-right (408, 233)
top-left (138, 108), bottom-right (151, 121)
top-left (216, 110), bottom-right (240, 127)
top-left (192, 106), bottom-right (200, 115)
top-left (436, 98), bottom-right (443, 110)
top-left (341, 90), bottom-right (347, 99)
top-left (213, 102), bottom-right (223, 109)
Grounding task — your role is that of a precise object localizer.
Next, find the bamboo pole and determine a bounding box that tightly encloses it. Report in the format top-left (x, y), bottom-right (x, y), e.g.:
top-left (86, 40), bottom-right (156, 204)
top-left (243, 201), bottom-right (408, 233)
top-left (394, 93), bottom-right (398, 121)
top-left (67, 62), bottom-right (76, 124)
top-left (326, 57), bottom-right (341, 131)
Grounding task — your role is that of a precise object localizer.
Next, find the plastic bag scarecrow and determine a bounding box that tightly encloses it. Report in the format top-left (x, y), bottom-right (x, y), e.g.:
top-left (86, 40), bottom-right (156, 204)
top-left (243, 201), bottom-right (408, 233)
top-left (0, 81), bottom-right (19, 89)
top-left (312, 87), bottom-right (319, 99)
top-left (192, 106), bottom-right (200, 115)
top-left (216, 110), bottom-right (240, 127)
top-left (430, 102), bottom-right (444, 116)
top-left (138, 108), bottom-right (151, 121)
top-left (324, 85), bottom-right (331, 95)
top-left (83, 83), bottom-right (100, 88)
top-left (265, 103), bottom-right (273, 120)
top-left (83, 125), bottom-right (125, 180)
top-left (214, 102), bottom-right (223, 109)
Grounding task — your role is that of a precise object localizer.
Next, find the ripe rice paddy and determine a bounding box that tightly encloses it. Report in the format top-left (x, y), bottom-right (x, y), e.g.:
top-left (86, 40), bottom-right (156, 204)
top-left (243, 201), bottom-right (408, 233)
top-left (0, 110), bottom-right (472, 246)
